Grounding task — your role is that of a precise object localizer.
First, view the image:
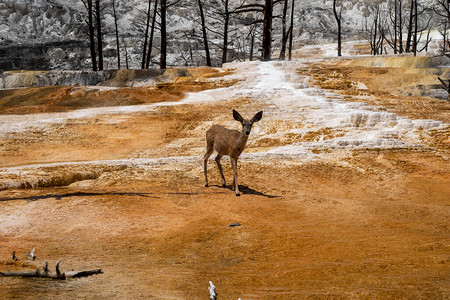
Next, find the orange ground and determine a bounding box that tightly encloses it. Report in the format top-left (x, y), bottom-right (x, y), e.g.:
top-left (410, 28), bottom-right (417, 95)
top-left (0, 60), bottom-right (448, 299)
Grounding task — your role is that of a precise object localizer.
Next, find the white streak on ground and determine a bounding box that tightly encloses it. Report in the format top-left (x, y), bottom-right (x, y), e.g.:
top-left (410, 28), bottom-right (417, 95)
top-left (0, 60), bottom-right (446, 180)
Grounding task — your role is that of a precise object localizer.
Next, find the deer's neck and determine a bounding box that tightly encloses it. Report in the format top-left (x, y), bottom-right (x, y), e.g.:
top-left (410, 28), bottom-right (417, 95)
top-left (239, 131), bottom-right (249, 144)
top-left (233, 131), bottom-right (249, 155)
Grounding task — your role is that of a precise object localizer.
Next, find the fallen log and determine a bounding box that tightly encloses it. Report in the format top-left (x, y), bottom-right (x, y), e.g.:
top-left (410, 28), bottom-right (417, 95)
top-left (0, 270), bottom-right (41, 278)
top-left (0, 268), bottom-right (103, 279)
top-left (0, 261), bottom-right (102, 279)
top-left (65, 269), bottom-right (103, 278)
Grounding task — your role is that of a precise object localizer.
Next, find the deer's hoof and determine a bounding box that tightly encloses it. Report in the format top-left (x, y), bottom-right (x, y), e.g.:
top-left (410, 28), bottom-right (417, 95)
top-left (222, 184), bottom-right (226, 187)
top-left (205, 184), bottom-right (209, 187)
top-left (235, 193), bottom-right (240, 197)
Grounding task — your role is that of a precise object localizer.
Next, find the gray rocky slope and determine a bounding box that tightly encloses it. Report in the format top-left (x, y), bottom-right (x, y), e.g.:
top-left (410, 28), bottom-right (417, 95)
top-left (0, 0), bottom-right (440, 70)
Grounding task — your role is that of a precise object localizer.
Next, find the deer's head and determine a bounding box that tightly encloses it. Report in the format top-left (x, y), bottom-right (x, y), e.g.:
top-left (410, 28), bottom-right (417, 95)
top-left (233, 109), bottom-right (263, 136)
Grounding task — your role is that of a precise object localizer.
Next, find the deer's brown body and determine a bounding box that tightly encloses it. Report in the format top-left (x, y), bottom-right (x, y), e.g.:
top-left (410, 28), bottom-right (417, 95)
top-left (203, 110), bottom-right (263, 196)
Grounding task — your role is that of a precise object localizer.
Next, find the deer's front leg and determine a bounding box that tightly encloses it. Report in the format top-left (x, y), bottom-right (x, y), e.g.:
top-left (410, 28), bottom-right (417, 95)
top-left (230, 157), bottom-right (240, 196)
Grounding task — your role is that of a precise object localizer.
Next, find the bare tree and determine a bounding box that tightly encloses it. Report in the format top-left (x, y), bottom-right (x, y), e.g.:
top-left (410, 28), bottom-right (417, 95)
top-left (411, 2), bottom-right (433, 55)
top-left (288, 0), bottom-right (295, 61)
top-left (437, 0), bottom-right (450, 20)
top-left (160, 0), bottom-right (181, 69)
top-left (367, 0), bottom-right (432, 56)
top-left (198, 0), bottom-right (211, 66)
top-left (405, 0), bottom-right (414, 52)
top-left (438, 77), bottom-right (450, 100)
top-left (145, 0), bottom-right (158, 68)
top-left (404, 0), bottom-right (430, 54)
top-left (362, 2), bottom-right (384, 55)
top-left (261, 0), bottom-right (274, 61)
top-left (385, 0), bottom-right (404, 54)
top-left (397, 0), bottom-right (404, 53)
top-left (221, 0), bottom-right (230, 64)
top-left (123, 39), bottom-right (130, 69)
top-left (248, 24), bottom-right (256, 61)
top-left (81, 0), bottom-right (97, 71)
top-left (94, 0), bottom-right (104, 70)
top-left (333, 0), bottom-right (343, 56)
top-left (177, 32), bottom-right (196, 66)
top-left (112, 0), bottom-right (120, 69)
top-left (160, 0), bottom-right (168, 69)
top-left (232, 0), bottom-right (280, 61)
top-left (393, 0), bottom-right (398, 54)
top-left (142, 0), bottom-right (152, 69)
top-left (204, 0), bottom-right (234, 65)
top-left (413, 0), bottom-right (418, 56)
top-left (439, 20), bottom-right (450, 54)
top-left (279, 0), bottom-right (289, 60)
top-left (435, 0), bottom-right (450, 55)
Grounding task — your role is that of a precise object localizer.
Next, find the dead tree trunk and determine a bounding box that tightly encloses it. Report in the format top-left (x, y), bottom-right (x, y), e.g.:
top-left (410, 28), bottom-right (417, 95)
top-left (82, 0), bottom-right (97, 71)
top-left (288, 0), bottom-right (295, 60)
top-left (160, 0), bottom-right (167, 69)
top-left (262, 0), bottom-right (274, 61)
top-left (142, 0), bottom-right (152, 69)
top-left (442, 20), bottom-right (449, 54)
top-left (406, 0), bottom-right (414, 52)
top-left (438, 77), bottom-right (450, 100)
top-left (398, 0), bottom-right (403, 53)
top-left (434, 0), bottom-right (450, 55)
top-left (113, 0), bottom-right (121, 69)
top-left (393, 0), bottom-right (398, 54)
top-left (373, 5), bottom-right (379, 55)
top-left (124, 40), bottom-right (129, 69)
top-left (333, 0), bottom-right (343, 57)
top-left (146, 0), bottom-right (158, 68)
top-left (249, 24), bottom-right (255, 61)
top-left (279, 0), bottom-right (289, 60)
top-left (233, 0), bottom-right (275, 61)
top-left (95, 0), bottom-right (104, 70)
top-left (198, 0), bottom-right (211, 66)
top-left (222, 0), bottom-right (230, 65)
top-left (413, 0), bottom-right (418, 56)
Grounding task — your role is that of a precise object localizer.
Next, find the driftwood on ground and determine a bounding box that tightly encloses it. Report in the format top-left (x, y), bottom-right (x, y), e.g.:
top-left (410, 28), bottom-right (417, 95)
top-left (209, 281), bottom-right (217, 300)
top-left (1, 250), bottom-right (102, 280)
top-left (0, 261), bottom-right (103, 279)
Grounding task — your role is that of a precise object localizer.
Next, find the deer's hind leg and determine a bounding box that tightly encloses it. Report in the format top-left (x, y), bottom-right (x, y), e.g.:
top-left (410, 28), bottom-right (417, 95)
top-left (215, 154), bottom-right (226, 187)
top-left (203, 142), bottom-right (214, 187)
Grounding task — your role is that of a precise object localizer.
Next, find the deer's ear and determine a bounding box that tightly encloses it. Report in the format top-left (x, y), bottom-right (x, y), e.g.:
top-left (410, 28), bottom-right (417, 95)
top-left (251, 111), bottom-right (263, 123)
top-left (233, 109), bottom-right (244, 123)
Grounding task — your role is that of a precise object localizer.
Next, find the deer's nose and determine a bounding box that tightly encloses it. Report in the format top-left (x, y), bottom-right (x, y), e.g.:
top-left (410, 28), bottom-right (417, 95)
top-left (245, 131), bottom-right (250, 135)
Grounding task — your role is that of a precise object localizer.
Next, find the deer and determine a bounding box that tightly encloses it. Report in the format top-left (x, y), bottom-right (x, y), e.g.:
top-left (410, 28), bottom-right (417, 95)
top-left (203, 109), bottom-right (263, 196)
